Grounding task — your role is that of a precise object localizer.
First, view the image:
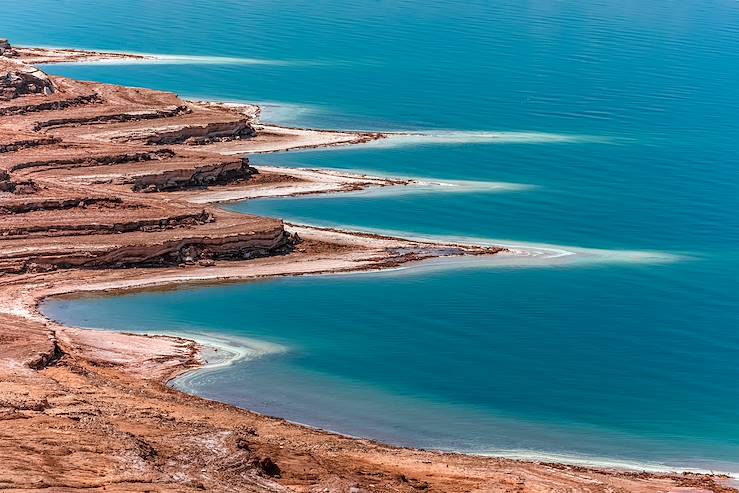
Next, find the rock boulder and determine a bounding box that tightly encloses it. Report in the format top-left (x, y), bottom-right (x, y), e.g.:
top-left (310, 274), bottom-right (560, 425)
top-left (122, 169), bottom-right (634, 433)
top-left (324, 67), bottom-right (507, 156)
top-left (0, 59), bottom-right (55, 100)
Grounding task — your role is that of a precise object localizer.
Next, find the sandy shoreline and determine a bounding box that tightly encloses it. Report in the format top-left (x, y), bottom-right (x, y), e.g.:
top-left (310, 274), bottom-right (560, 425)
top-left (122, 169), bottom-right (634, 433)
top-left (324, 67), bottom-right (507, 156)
top-left (1, 42), bottom-right (736, 491)
top-left (30, 239), bottom-right (723, 480)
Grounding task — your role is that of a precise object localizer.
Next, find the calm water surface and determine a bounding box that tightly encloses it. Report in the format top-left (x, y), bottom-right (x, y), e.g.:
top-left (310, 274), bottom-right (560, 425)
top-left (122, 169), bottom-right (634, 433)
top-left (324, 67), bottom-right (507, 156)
top-left (8, 0), bottom-right (738, 473)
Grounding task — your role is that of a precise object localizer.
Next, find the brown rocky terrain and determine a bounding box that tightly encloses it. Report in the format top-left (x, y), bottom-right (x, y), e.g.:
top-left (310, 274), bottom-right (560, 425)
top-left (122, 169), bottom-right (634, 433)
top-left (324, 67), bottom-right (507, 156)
top-left (0, 41), bottom-right (736, 492)
top-left (0, 48), bottom-right (312, 274)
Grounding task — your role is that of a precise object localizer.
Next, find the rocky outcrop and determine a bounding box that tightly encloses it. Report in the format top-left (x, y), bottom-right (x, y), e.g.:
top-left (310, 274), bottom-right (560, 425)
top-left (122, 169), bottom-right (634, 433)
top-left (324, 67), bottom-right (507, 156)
top-left (83, 226), bottom-right (289, 268)
top-left (129, 120), bottom-right (257, 145)
top-left (0, 196), bottom-right (122, 214)
top-left (0, 220), bottom-right (290, 273)
top-left (0, 170), bottom-right (12, 192)
top-left (0, 209), bottom-right (212, 238)
top-left (0, 39), bottom-right (17, 58)
top-left (0, 176), bottom-right (38, 195)
top-left (9, 149), bottom-right (175, 172)
top-left (33, 104), bottom-right (189, 130)
top-left (0, 59), bottom-right (55, 100)
top-left (133, 157), bottom-right (257, 192)
top-left (0, 134), bottom-right (59, 153)
top-left (0, 92), bottom-right (100, 117)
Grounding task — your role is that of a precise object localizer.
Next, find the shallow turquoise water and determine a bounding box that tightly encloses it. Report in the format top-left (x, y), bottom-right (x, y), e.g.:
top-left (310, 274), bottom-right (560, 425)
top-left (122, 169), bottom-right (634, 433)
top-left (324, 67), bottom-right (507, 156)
top-left (10, 0), bottom-right (738, 473)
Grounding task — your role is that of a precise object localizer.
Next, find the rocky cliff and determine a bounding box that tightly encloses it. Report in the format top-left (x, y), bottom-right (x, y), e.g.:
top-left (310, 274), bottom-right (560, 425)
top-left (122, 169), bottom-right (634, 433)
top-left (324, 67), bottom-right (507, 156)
top-left (0, 45), bottom-right (290, 273)
top-left (0, 58), bottom-right (55, 100)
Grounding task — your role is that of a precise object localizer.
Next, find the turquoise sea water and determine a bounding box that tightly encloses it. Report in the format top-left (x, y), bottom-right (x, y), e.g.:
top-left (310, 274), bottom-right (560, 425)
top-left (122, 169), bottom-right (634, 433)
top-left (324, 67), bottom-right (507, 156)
top-left (8, 0), bottom-right (738, 473)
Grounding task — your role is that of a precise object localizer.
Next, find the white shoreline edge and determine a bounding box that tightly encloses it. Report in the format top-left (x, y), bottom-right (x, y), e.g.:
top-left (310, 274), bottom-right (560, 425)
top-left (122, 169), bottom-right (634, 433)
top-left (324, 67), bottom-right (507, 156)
top-left (24, 45), bottom-right (716, 479)
top-left (41, 316), bottom-right (734, 479)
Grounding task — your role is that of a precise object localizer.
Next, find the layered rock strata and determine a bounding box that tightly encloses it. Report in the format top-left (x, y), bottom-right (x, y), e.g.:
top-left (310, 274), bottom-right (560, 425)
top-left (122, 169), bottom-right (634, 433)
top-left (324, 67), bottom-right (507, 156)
top-left (0, 46), bottom-right (288, 274)
top-left (0, 58), bottom-right (55, 100)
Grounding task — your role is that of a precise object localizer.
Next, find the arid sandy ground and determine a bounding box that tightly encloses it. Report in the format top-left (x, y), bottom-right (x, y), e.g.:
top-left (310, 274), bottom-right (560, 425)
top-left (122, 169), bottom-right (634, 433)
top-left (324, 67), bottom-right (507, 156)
top-left (0, 41), bottom-right (736, 492)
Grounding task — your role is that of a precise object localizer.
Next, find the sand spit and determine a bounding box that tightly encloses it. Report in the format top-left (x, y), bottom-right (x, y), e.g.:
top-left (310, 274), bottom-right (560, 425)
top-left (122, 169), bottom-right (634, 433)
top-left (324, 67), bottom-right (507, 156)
top-left (0, 41), bottom-right (735, 492)
top-left (7, 44), bottom-right (154, 65)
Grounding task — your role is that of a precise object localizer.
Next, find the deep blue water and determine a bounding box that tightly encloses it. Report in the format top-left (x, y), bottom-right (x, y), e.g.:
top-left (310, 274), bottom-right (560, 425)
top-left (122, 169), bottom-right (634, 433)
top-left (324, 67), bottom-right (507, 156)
top-left (9, 0), bottom-right (738, 473)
